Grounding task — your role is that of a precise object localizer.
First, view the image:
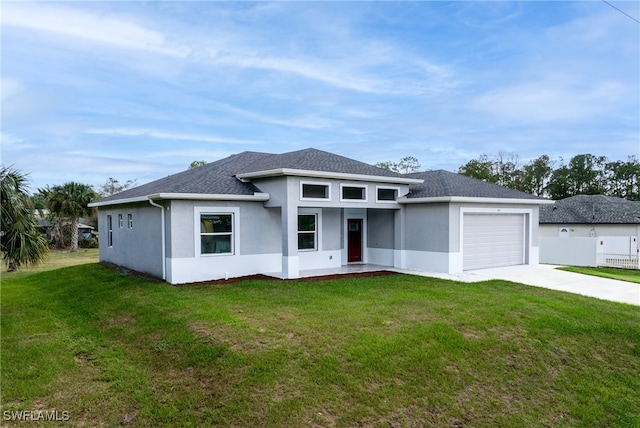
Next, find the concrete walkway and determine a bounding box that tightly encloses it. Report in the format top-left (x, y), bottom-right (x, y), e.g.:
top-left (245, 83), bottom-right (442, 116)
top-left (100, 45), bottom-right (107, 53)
top-left (401, 264), bottom-right (640, 306)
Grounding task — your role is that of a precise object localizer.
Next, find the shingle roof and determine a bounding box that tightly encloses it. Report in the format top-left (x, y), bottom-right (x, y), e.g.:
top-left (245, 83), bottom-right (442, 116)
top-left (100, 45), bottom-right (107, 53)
top-left (97, 151), bottom-right (267, 203)
top-left (539, 195), bottom-right (640, 224)
top-left (405, 170), bottom-right (544, 200)
top-left (96, 148), bottom-right (406, 203)
top-left (236, 148), bottom-right (405, 178)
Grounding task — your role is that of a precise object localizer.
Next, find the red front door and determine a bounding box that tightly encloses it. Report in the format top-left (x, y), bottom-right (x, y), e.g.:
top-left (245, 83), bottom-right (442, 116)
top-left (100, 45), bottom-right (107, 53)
top-left (347, 219), bottom-right (363, 263)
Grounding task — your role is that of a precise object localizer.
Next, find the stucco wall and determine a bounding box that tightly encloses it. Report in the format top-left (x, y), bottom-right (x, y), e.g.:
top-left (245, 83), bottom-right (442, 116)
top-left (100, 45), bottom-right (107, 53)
top-left (368, 209), bottom-right (395, 249)
top-left (540, 224), bottom-right (640, 238)
top-left (169, 200), bottom-right (282, 258)
top-left (403, 203), bottom-right (450, 252)
top-left (97, 203), bottom-right (164, 278)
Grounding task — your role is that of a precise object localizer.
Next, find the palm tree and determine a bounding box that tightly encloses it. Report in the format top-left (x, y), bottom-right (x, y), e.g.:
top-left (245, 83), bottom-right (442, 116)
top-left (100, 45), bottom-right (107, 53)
top-left (47, 182), bottom-right (96, 252)
top-left (0, 166), bottom-right (49, 271)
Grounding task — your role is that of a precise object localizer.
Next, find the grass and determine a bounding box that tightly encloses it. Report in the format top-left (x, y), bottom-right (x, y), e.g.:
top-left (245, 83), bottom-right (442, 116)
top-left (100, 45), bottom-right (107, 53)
top-left (1, 248), bottom-right (99, 280)
top-left (1, 256), bottom-right (639, 427)
top-left (558, 265), bottom-right (640, 284)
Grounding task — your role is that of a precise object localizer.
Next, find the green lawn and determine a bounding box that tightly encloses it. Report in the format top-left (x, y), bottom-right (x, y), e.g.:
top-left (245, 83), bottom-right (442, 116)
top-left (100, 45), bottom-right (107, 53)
top-left (558, 265), bottom-right (640, 284)
top-left (1, 258), bottom-right (639, 427)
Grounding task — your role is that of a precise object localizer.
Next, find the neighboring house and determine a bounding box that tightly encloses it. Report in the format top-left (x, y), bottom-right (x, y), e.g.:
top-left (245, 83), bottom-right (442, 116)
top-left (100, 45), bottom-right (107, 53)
top-left (539, 195), bottom-right (640, 268)
top-left (89, 148), bottom-right (550, 284)
top-left (540, 195), bottom-right (640, 238)
top-left (35, 210), bottom-right (95, 242)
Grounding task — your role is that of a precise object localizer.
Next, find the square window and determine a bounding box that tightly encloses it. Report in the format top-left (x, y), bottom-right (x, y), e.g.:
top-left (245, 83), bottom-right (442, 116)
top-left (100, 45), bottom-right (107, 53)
top-left (200, 214), bottom-right (233, 254)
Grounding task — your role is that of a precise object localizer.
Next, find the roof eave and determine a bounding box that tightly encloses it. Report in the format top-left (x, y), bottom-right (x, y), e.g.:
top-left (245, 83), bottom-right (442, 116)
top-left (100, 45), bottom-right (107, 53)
top-left (398, 196), bottom-right (554, 205)
top-left (88, 192), bottom-right (270, 207)
top-left (236, 168), bottom-right (423, 184)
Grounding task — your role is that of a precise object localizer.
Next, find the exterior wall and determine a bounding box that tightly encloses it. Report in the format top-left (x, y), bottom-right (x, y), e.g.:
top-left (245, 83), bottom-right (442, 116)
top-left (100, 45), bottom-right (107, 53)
top-left (399, 202), bottom-right (541, 274)
top-left (97, 203), bottom-right (164, 278)
top-left (167, 200), bottom-right (282, 284)
top-left (539, 237), bottom-right (598, 266)
top-left (540, 223), bottom-right (640, 238)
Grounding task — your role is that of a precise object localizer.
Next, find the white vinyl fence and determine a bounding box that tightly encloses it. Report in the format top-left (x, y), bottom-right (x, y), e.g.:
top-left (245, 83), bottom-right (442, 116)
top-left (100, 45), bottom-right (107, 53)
top-left (540, 236), bottom-right (639, 269)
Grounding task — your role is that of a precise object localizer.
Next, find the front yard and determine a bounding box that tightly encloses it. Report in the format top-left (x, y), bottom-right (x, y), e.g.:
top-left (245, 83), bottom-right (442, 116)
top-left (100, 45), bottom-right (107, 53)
top-left (1, 257), bottom-right (639, 427)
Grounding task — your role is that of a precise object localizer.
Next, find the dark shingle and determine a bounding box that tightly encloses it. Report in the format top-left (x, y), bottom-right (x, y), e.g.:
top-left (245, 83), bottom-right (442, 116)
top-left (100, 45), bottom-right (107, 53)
top-left (539, 195), bottom-right (640, 224)
top-left (237, 148), bottom-right (405, 178)
top-left (98, 151), bottom-right (268, 202)
top-left (405, 170), bottom-right (543, 200)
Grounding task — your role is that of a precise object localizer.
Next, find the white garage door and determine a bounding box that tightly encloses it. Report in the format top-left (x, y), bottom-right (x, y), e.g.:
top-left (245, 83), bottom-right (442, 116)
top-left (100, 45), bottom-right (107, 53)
top-left (463, 213), bottom-right (525, 270)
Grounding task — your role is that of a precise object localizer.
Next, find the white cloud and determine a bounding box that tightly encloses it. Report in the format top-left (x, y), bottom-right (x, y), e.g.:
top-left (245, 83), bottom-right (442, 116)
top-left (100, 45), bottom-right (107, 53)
top-left (85, 127), bottom-right (260, 145)
top-left (2, 3), bottom-right (186, 56)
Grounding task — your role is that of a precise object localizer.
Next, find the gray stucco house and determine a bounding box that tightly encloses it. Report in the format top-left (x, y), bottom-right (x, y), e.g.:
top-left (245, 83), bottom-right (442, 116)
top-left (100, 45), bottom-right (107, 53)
top-left (90, 148), bottom-right (549, 284)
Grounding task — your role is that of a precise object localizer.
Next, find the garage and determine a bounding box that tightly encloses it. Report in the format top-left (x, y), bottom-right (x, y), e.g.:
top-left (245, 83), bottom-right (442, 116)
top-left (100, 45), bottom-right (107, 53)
top-left (463, 213), bottom-right (526, 270)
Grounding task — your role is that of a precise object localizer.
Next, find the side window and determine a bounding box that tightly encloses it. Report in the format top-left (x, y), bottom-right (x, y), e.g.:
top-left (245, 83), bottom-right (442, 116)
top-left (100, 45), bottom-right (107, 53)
top-left (298, 214), bottom-right (317, 250)
top-left (200, 214), bottom-right (233, 254)
top-left (107, 215), bottom-right (113, 247)
top-left (128, 214), bottom-right (133, 229)
top-left (118, 213), bottom-right (124, 228)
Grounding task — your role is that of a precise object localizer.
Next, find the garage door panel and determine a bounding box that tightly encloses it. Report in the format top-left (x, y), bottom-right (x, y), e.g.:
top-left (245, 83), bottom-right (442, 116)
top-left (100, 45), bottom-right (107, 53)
top-left (463, 214), bottom-right (525, 270)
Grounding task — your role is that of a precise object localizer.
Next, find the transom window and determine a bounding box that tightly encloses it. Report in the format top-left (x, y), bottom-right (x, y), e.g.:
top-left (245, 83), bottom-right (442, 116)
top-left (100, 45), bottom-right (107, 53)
top-left (298, 214), bottom-right (317, 250)
top-left (301, 182), bottom-right (330, 200)
top-left (341, 185), bottom-right (366, 201)
top-left (377, 187), bottom-right (398, 202)
top-left (200, 214), bottom-right (233, 254)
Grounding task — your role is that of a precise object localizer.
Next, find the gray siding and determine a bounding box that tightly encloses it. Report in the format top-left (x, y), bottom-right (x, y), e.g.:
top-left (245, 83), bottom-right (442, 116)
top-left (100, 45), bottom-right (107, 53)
top-left (169, 200), bottom-right (282, 258)
top-left (403, 203), bottom-right (451, 252)
top-left (322, 208), bottom-right (342, 251)
top-left (368, 209), bottom-right (395, 249)
top-left (98, 203), bottom-right (164, 278)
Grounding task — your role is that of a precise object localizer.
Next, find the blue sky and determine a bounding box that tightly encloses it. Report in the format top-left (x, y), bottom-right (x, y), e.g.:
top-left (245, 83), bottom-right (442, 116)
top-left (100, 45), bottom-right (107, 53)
top-left (2, 1), bottom-right (638, 192)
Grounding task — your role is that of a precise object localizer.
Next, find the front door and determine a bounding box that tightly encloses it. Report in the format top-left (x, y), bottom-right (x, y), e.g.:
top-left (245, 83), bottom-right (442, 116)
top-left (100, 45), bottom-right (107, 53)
top-left (347, 219), bottom-right (363, 263)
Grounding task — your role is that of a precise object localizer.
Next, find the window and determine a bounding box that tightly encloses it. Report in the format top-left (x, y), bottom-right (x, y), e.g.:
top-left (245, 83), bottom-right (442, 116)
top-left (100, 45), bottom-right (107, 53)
top-left (118, 213), bottom-right (124, 228)
top-left (298, 214), bottom-right (317, 250)
top-left (301, 182), bottom-right (330, 200)
top-left (377, 187), bottom-right (398, 202)
top-left (128, 214), bottom-right (133, 229)
top-left (341, 185), bottom-right (366, 201)
top-left (107, 215), bottom-right (113, 247)
top-left (200, 214), bottom-right (233, 254)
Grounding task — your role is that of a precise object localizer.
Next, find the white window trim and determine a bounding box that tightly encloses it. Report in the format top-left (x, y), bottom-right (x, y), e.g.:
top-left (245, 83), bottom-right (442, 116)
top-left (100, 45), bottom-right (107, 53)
top-left (375, 186), bottom-right (400, 203)
top-left (194, 207), bottom-right (240, 257)
top-left (340, 183), bottom-right (368, 202)
top-left (300, 181), bottom-right (332, 202)
top-left (298, 208), bottom-right (322, 251)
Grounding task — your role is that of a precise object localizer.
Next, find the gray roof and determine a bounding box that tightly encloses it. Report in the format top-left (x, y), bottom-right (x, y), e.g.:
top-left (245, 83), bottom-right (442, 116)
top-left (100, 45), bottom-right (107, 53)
top-left (540, 195), bottom-right (640, 224)
top-left (236, 148), bottom-right (404, 178)
top-left (98, 151), bottom-right (267, 203)
top-left (97, 148), bottom-right (406, 203)
top-left (405, 170), bottom-right (544, 200)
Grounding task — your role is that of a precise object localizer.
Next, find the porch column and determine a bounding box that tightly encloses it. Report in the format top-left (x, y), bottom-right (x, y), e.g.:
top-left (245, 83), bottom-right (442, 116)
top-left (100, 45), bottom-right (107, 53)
top-left (282, 202), bottom-right (299, 279)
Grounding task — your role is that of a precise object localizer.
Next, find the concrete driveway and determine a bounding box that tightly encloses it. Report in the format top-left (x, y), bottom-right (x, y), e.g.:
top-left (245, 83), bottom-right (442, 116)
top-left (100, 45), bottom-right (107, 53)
top-left (452, 264), bottom-right (640, 306)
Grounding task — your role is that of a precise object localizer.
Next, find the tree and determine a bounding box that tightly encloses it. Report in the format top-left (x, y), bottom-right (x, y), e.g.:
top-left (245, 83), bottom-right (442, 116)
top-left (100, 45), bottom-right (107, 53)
top-left (375, 156), bottom-right (421, 174)
top-left (515, 155), bottom-right (554, 196)
top-left (0, 166), bottom-right (49, 272)
top-left (46, 182), bottom-right (96, 252)
top-left (189, 160), bottom-right (206, 169)
top-left (97, 177), bottom-right (136, 197)
top-left (605, 156), bottom-right (640, 201)
top-left (457, 155), bottom-right (497, 183)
